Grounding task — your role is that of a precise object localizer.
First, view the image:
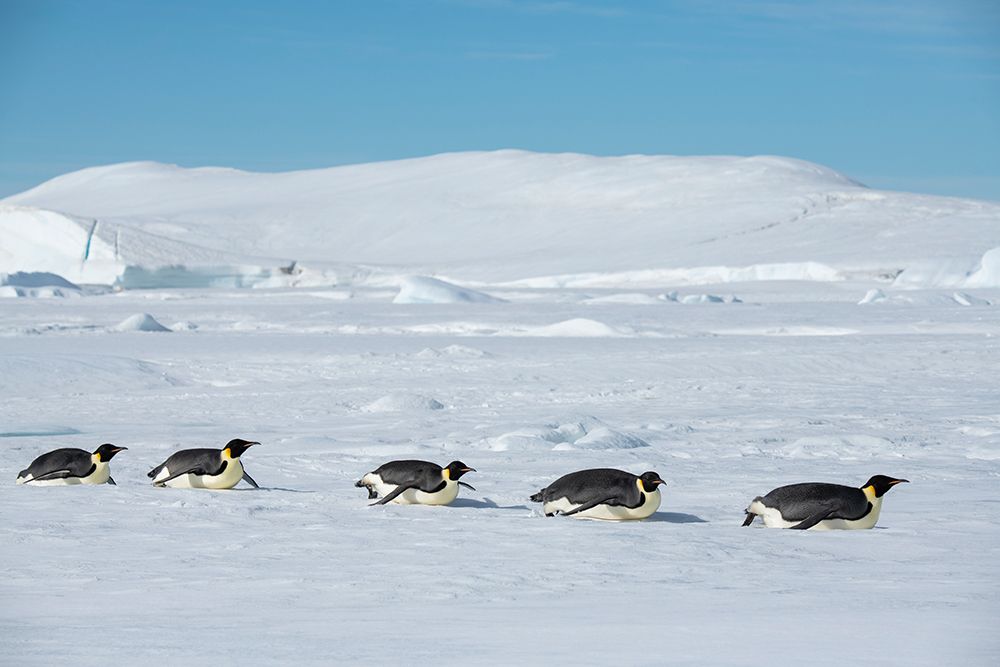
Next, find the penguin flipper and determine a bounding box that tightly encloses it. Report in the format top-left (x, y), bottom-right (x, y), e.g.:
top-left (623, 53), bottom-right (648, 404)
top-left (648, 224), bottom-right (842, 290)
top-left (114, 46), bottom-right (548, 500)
top-left (742, 512), bottom-right (755, 526)
top-left (458, 481), bottom-right (476, 492)
top-left (23, 469), bottom-right (73, 482)
top-left (107, 476), bottom-right (117, 486)
top-left (241, 471), bottom-right (260, 489)
top-left (559, 496), bottom-right (616, 517)
top-left (790, 503), bottom-right (841, 530)
top-left (151, 465), bottom-right (210, 486)
top-left (370, 484), bottom-right (414, 506)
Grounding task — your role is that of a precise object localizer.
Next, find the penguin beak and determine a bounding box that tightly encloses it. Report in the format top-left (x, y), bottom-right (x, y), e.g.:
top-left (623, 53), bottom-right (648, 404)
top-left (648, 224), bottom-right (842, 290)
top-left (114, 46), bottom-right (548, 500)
top-left (114, 447), bottom-right (128, 452)
top-left (890, 479), bottom-right (909, 485)
top-left (462, 467), bottom-right (476, 473)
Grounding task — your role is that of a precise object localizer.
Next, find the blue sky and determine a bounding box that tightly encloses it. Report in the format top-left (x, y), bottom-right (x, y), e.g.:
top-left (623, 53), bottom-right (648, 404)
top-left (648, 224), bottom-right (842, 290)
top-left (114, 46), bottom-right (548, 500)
top-left (1, 0), bottom-right (998, 199)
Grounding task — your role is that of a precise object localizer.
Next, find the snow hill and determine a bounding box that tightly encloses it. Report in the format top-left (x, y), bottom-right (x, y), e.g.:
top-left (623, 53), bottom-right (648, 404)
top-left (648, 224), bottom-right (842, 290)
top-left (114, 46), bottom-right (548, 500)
top-left (1, 150), bottom-right (998, 288)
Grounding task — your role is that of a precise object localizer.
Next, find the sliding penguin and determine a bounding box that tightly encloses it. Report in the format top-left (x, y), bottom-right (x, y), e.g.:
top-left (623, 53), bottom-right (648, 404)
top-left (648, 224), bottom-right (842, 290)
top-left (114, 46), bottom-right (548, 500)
top-left (148, 438), bottom-right (260, 489)
top-left (16, 443), bottom-right (127, 486)
top-left (742, 475), bottom-right (909, 530)
top-left (356, 460), bottom-right (476, 506)
top-left (530, 468), bottom-right (665, 520)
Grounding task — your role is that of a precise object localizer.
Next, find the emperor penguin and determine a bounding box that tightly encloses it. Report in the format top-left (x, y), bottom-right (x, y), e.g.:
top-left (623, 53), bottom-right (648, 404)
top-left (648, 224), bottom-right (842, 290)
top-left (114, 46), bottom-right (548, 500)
top-left (148, 438), bottom-right (260, 489)
top-left (16, 443), bottom-right (127, 486)
top-left (742, 475), bottom-right (909, 530)
top-left (530, 468), bottom-right (665, 520)
top-left (356, 460), bottom-right (476, 506)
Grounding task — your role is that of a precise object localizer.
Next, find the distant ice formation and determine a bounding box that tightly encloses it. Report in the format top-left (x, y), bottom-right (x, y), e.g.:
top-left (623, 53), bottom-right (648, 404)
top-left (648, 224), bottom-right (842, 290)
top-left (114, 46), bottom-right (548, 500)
top-left (2, 152), bottom-right (998, 290)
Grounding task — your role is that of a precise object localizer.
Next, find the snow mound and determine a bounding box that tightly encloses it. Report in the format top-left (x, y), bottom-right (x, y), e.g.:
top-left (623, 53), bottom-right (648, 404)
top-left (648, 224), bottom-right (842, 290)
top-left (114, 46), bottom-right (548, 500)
top-left (554, 426), bottom-right (651, 451)
top-left (415, 344), bottom-right (493, 359)
top-left (483, 417), bottom-right (650, 452)
top-left (964, 247), bottom-right (1000, 288)
top-left (952, 292), bottom-right (991, 306)
top-left (859, 289), bottom-right (888, 304)
top-left (777, 434), bottom-right (900, 459)
top-left (524, 318), bottom-right (628, 338)
top-left (393, 276), bottom-right (506, 304)
top-left (113, 313), bottom-right (172, 332)
top-left (362, 392), bottom-right (445, 412)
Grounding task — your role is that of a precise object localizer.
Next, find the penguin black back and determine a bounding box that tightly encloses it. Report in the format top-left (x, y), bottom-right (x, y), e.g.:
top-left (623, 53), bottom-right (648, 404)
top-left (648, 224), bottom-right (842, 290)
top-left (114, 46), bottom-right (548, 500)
top-left (744, 474), bottom-right (909, 529)
top-left (532, 468), bottom-right (662, 504)
top-left (17, 443), bottom-right (126, 485)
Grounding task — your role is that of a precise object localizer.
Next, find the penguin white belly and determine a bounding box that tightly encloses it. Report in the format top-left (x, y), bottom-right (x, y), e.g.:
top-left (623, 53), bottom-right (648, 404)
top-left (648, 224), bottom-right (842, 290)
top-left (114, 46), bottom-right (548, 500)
top-left (18, 462), bottom-right (110, 486)
top-left (154, 459), bottom-right (245, 489)
top-left (363, 474), bottom-right (460, 506)
top-left (545, 489), bottom-right (661, 521)
top-left (751, 497), bottom-right (883, 530)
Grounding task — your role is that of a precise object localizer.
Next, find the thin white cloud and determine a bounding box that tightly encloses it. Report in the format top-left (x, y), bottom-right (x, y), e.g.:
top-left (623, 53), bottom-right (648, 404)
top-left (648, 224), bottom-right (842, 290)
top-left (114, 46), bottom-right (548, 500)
top-left (450, 0), bottom-right (628, 18)
top-left (685, 0), bottom-right (997, 38)
top-left (465, 49), bottom-right (554, 60)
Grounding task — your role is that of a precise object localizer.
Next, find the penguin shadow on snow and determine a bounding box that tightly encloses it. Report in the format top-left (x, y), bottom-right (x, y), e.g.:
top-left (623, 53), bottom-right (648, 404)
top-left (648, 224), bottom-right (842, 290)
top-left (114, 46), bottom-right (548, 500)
top-left (645, 511), bottom-right (708, 524)
top-left (449, 497), bottom-right (531, 511)
top-left (222, 486), bottom-right (314, 493)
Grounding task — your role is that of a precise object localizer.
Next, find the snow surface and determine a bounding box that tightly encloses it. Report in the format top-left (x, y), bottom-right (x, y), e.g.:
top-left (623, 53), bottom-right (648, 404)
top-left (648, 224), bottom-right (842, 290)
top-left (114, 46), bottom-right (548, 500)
top-left (1, 152), bottom-right (999, 665)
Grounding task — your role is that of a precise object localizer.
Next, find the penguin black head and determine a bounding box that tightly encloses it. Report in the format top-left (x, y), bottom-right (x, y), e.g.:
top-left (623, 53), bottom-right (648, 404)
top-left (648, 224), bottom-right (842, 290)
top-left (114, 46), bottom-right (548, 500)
top-left (224, 439), bottom-right (260, 458)
top-left (639, 471), bottom-right (666, 493)
top-left (862, 475), bottom-right (909, 498)
top-left (444, 461), bottom-right (476, 480)
top-left (93, 443), bottom-right (127, 462)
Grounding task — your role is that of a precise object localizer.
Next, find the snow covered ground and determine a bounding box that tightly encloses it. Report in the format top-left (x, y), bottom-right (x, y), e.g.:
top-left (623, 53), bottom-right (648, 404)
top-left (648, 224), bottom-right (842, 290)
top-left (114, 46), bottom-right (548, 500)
top-left (2, 284), bottom-right (998, 665)
top-left (1, 152), bottom-right (999, 665)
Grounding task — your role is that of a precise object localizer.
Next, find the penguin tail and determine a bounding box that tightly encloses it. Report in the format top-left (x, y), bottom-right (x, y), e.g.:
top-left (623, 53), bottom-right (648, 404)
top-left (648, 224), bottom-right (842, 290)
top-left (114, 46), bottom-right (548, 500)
top-left (529, 490), bottom-right (545, 503)
top-left (147, 465), bottom-right (163, 479)
top-left (354, 479), bottom-right (365, 488)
